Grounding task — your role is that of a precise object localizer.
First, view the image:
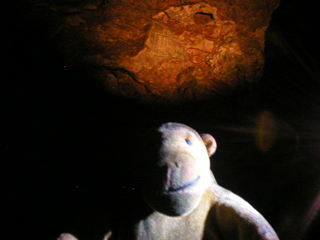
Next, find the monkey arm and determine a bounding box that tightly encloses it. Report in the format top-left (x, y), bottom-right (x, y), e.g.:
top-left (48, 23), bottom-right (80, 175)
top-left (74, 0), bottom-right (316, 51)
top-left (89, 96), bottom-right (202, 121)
top-left (208, 185), bottom-right (279, 240)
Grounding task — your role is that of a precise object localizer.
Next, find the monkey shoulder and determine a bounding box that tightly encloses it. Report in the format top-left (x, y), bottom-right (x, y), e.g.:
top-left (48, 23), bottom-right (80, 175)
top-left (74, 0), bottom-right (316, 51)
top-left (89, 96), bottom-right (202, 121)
top-left (207, 184), bottom-right (279, 240)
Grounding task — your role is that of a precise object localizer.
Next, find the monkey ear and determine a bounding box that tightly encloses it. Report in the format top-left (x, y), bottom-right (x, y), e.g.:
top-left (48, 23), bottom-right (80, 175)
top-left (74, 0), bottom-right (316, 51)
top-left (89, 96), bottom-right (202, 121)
top-left (201, 134), bottom-right (217, 157)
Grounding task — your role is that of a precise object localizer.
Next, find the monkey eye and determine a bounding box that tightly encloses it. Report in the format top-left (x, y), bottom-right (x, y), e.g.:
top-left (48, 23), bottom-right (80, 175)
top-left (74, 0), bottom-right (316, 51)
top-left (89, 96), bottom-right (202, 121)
top-left (185, 139), bottom-right (192, 145)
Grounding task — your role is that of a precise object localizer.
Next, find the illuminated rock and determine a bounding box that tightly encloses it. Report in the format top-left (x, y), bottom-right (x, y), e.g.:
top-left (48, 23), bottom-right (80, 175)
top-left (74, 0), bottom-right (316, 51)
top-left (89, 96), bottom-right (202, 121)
top-left (31, 0), bottom-right (279, 103)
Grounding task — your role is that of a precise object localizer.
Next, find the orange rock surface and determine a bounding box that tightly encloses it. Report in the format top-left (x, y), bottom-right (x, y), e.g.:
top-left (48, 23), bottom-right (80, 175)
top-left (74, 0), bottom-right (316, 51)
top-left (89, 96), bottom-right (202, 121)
top-left (31, 0), bottom-right (279, 103)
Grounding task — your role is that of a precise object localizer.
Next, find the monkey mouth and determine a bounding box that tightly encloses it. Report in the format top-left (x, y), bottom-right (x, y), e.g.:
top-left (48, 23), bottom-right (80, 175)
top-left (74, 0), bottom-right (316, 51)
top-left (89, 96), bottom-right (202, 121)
top-left (166, 176), bottom-right (201, 193)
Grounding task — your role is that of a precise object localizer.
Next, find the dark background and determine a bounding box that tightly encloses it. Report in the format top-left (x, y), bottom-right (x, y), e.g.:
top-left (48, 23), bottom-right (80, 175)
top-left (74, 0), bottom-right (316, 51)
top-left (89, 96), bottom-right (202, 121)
top-left (2, 0), bottom-right (320, 239)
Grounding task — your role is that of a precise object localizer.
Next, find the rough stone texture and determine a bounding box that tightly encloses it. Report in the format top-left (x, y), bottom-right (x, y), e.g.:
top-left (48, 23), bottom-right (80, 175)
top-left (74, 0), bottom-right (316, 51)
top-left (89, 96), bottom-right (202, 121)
top-left (31, 0), bottom-right (279, 103)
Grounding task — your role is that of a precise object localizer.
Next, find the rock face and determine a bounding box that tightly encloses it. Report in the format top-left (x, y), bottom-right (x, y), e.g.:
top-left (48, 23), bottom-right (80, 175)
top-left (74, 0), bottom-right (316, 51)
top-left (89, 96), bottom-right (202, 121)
top-left (31, 0), bottom-right (279, 103)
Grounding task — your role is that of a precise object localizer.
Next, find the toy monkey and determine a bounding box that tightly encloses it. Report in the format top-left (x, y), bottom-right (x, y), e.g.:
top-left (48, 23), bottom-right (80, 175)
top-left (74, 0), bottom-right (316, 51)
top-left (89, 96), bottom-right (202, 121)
top-left (58, 122), bottom-right (279, 240)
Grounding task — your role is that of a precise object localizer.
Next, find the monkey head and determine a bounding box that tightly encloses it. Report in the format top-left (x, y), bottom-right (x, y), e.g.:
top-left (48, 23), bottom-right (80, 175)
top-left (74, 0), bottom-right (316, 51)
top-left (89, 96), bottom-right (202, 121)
top-left (138, 122), bottom-right (217, 217)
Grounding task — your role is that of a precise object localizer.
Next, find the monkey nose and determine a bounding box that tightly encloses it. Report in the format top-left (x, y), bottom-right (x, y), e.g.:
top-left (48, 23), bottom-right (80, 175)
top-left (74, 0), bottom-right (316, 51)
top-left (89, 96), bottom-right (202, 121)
top-left (158, 162), bottom-right (198, 189)
top-left (159, 161), bottom-right (179, 167)
top-left (173, 161), bottom-right (180, 168)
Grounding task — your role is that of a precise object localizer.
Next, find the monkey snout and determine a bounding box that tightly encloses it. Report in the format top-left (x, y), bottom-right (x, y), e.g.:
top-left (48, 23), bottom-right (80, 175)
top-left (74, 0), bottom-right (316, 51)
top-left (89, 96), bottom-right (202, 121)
top-left (156, 161), bottom-right (199, 191)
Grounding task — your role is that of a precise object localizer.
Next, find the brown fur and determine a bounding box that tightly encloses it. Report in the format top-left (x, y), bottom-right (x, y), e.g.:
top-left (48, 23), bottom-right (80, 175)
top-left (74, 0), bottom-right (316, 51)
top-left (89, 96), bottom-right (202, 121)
top-left (58, 123), bottom-right (279, 240)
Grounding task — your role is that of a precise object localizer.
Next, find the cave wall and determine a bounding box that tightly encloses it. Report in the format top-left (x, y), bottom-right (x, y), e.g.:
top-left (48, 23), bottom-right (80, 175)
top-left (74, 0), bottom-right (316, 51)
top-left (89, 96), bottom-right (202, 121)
top-left (31, 0), bottom-right (279, 103)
